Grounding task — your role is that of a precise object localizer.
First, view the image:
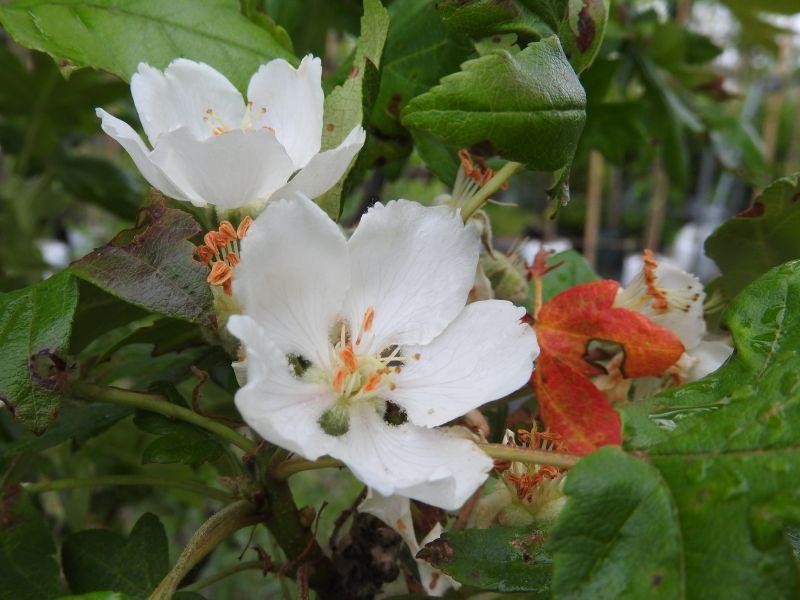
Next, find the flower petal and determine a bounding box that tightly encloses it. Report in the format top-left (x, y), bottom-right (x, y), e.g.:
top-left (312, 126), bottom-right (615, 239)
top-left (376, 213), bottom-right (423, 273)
top-left (149, 127), bottom-right (295, 208)
top-left (327, 407), bottom-right (492, 510)
top-left (95, 108), bottom-right (194, 204)
top-left (269, 126), bottom-right (366, 201)
top-left (233, 195), bottom-right (349, 366)
top-left (388, 300), bottom-right (538, 427)
top-left (228, 315), bottom-right (335, 458)
top-left (344, 200), bottom-right (479, 354)
top-left (131, 59), bottom-right (245, 145)
top-left (247, 55), bottom-right (324, 169)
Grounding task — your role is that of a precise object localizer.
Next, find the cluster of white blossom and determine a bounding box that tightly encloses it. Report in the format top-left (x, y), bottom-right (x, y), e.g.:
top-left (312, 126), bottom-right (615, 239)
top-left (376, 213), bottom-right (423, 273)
top-left (99, 55), bottom-right (541, 595)
top-left (98, 54), bottom-right (731, 595)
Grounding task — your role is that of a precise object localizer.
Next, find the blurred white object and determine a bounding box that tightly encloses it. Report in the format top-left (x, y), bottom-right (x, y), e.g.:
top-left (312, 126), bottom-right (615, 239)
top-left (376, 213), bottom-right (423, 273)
top-left (669, 222), bottom-right (721, 282)
top-left (36, 239), bottom-right (70, 270)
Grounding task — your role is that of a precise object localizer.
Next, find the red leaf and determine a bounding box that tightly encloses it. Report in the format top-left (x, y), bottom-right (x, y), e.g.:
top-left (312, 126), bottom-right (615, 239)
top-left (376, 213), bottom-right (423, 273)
top-left (535, 280), bottom-right (684, 378)
top-left (534, 352), bottom-right (621, 454)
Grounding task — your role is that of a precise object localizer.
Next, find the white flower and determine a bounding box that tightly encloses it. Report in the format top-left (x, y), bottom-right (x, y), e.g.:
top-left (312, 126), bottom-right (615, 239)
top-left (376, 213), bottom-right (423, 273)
top-left (228, 195), bottom-right (539, 509)
top-left (615, 251), bottom-right (733, 391)
top-left (360, 489), bottom-right (458, 596)
top-left (96, 56), bottom-right (365, 209)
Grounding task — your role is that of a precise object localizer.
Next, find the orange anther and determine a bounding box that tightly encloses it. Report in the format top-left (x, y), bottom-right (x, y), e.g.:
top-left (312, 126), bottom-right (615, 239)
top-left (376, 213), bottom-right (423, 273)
top-left (218, 220), bottom-right (237, 244)
top-left (642, 249), bottom-right (668, 311)
top-left (227, 252), bottom-right (240, 267)
top-left (339, 346), bottom-right (358, 373)
top-left (207, 261), bottom-right (232, 286)
top-left (237, 216), bottom-right (253, 239)
top-left (361, 372), bottom-right (382, 393)
top-left (333, 369), bottom-right (346, 392)
top-left (363, 306), bottom-right (375, 332)
top-left (412, 353), bottom-right (421, 360)
top-left (204, 231), bottom-right (220, 252)
top-left (194, 245), bottom-right (214, 264)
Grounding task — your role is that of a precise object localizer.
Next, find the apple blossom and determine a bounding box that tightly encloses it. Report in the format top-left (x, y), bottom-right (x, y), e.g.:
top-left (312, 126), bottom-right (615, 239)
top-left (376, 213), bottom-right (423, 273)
top-left (228, 195), bottom-right (539, 509)
top-left (96, 56), bottom-right (365, 209)
top-left (613, 250), bottom-right (733, 396)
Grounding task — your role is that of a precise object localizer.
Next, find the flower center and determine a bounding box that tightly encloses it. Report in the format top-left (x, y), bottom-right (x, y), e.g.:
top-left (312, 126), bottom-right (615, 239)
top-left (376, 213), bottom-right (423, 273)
top-left (203, 104), bottom-right (274, 136)
top-left (316, 307), bottom-right (420, 436)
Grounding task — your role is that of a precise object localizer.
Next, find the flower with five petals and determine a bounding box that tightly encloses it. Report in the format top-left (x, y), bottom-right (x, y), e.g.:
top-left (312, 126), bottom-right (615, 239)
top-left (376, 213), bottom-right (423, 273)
top-left (228, 195), bottom-right (539, 509)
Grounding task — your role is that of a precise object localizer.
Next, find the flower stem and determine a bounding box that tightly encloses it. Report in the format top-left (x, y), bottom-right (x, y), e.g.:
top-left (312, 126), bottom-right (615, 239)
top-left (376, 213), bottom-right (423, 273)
top-left (150, 500), bottom-right (263, 600)
top-left (180, 559), bottom-right (265, 593)
top-left (22, 475), bottom-right (232, 502)
top-left (269, 456), bottom-right (344, 480)
top-left (460, 161), bottom-right (524, 221)
top-left (69, 381), bottom-right (257, 454)
top-left (479, 443), bottom-right (582, 469)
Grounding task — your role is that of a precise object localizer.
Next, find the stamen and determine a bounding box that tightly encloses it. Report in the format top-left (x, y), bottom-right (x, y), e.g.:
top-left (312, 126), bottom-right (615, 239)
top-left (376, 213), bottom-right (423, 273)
top-left (194, 245), bottom-right (214, 264)
top-left (363, 307), bottom-right (374, 332)
top-left (642, 249), bottom-right (669, 311)
top-left (332, 369), bottom-right (346, 392)
top-left (207, 261), bottom-right (232, 286)
top-left (237, 216), bottom-right (253, 239)
top-left (361, 372), bottom-right (382, 394)
top-left (339, 346), bottom-right (358, 373)
top-left (227, 252), bottom-right (240, 267)
top-left (218, 220), bottom-right (237, 244)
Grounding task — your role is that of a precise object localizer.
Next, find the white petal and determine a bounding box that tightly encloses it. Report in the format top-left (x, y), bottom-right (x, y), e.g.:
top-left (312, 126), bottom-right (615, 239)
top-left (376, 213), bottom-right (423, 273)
top-left (149, 128), bottom-right (295, 209)
top-left (131, 59), bottom-right (245, 145)
top-left (343, 200), bottom-right (479, 354)
top-left (269, 126), bottom-right (366, 202)
top-left (228, 315), bottom-right (335, 458)
top-left (684, 340), bottom-right (733, 381)
top-left (360, 490), bottom-right (419, 552)
top-left (389, 300), bottom-right (538, 427)
top-left (247, 55), bottom-right (324, 169)
top-left (327, 407), bottom-right (492, 510)
top-left (616, 259), bottom-right (705, 348)
top-left (233, 195), bottom-right (349, 366)
top-left (95, 108), bottom-right (194, 204)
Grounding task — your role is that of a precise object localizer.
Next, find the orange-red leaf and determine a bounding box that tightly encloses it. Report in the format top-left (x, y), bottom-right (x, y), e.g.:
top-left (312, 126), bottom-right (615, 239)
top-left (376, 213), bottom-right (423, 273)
top-left (534, 352), bottom-right (621, 454)
top-left (535, 280), bottom-right (684, 378)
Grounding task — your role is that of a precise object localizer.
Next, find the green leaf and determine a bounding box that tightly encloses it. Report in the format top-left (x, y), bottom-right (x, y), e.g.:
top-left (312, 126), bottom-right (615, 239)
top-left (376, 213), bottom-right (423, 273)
top-left (3, 404), bottom-right (131, 457)
top-left (133, 383), bottom-right (222, 468)
top-left (549, 260), bottom-right (800, 598)
top-left (71, 203), bottom-right (215, 329)
top-left (315, 0), bottom-right (389, 219)
top-left (417, 525), bottom-right (550, 593)
top-left (548, 448), bottom-right (682, 598)
top-left (402, 37), bottom-right (586, 170)
top-left (0, 490), bottom-right (62, 600)
top-left (0, 0), bottom-right (294, 91)
top-left (0, 270), bottom-right (78, 432)
top-left (364, 0), bottom-right (473, 175)
top-left (541, 249), bottom-right (599, 304)
top-left (560, 0), bottom-right (609, 73)
top-left (705, 174), bottom-right (800, 301)
top-left (62, 513), bottom-right (169, 598)
top-left (70, 281), bottom-right (150, 355)
top-left (437, 0), bottom-right (555, 43)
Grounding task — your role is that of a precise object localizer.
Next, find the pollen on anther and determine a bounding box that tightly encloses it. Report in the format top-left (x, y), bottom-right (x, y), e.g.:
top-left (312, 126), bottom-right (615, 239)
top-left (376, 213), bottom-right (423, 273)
top-left (207, 261), bottom-right (232, 286)
top-left (237, 216), bottom-right (253, 239)
top-left (339, 346), bottom-right (358, 373)
top-left (362, 372), bottom-right (382, 393)
top-left (363, 306), bottom-right (375, 332)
